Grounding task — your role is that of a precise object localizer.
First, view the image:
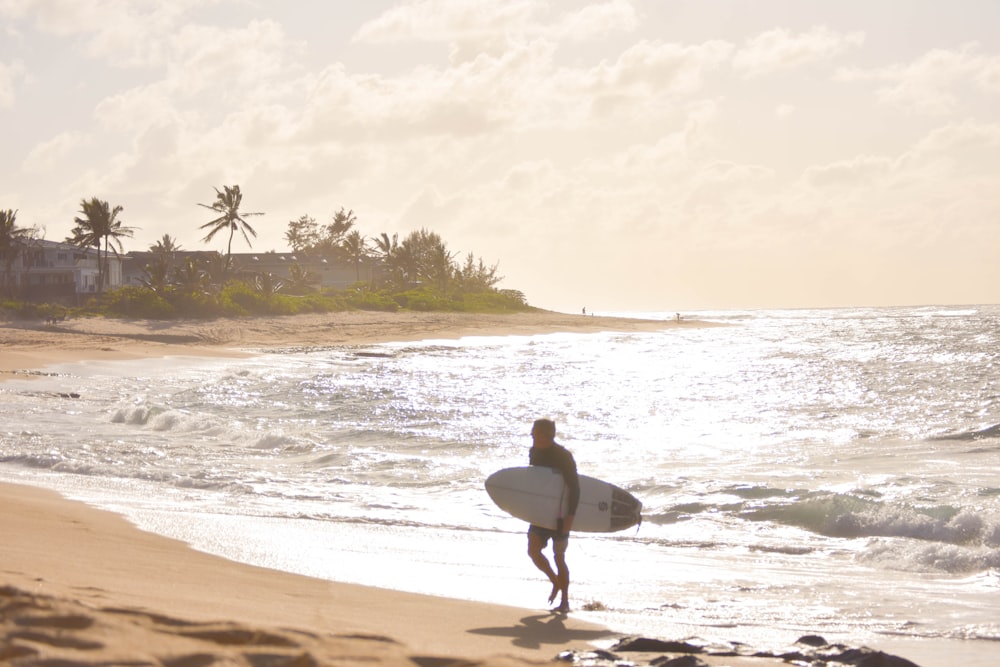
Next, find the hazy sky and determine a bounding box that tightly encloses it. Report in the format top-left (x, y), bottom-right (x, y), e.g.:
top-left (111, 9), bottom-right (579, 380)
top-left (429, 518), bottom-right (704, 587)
top-left (3, 1), bottom-right (999, 312)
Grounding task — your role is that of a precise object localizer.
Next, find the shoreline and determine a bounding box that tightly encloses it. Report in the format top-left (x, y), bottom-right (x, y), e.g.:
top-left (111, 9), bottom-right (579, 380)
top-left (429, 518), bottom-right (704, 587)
top-left (1, 310), bottom-right (700, 381)
top-left (0, 480), bottom-right (615, 666)
top-left (2, 480), bottom-right (928, 667)
top-left (1, 310), bottom-right (928, 666)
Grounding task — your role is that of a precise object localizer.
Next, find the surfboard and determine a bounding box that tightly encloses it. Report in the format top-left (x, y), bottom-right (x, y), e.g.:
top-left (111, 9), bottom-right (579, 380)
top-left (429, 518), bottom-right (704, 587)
top-left (485, 466), bottom-right (642, 533)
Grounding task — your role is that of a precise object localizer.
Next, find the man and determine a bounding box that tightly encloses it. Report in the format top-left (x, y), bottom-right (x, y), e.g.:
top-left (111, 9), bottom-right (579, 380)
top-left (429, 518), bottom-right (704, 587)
top-left (527, 418), bottom-right (580, 613)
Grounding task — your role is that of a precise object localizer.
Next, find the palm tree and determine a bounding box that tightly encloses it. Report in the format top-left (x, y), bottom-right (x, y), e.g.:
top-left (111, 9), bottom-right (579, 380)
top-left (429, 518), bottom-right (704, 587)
top-left (149, 234), bottom-right (183, 255)
top-left (201, 251), bottom-right (234, 288)
top-left (197, 185), bottom-right (263, 259)
top-left (254, 272), bottom-right (283, 296)
top-left (139, 255), bottom-right (172, 293)
top-left (342, 229), bottom-right (369, 282)
top-left (373, 232), bottom-right (399, 287)
top-left (286, 263), bottom-right (317, 294)
top-left (398, 228), bottom-right (454, 289)
top-left (1, 209), bottom-right (36, 298)
top-left (311, 207), bottom-right (356, 257)
top-left (67, 198), bottom-right (135, 295)
top-left (172, 257), bottom-right (210, 295)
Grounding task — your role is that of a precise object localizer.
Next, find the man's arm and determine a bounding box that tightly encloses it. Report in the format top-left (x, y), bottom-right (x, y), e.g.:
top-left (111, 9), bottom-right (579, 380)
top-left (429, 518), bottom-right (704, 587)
top-left (560, 451), bottom-right (580, 533)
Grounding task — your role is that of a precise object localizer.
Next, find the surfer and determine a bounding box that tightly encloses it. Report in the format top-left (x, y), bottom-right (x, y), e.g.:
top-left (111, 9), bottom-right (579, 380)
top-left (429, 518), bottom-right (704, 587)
top-left (527, 418), bottom-right (580, 613)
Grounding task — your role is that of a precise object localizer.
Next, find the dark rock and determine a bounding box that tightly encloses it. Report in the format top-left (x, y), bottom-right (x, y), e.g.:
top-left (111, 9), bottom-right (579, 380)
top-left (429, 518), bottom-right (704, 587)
top-left (554, 648), bottom-right (620, 664)
top-left (775, 651), bottom-right (808, 662)
top-left (590, 649), bottom-right (621, 661)
top-left (797, 634), bottom-right (829, 647)
top-left (650, 655), bottom-right (709, 667)
top-left (612, 637), bottom-right (703, 653)
top-left (820, 646), bottom-right (922, 667)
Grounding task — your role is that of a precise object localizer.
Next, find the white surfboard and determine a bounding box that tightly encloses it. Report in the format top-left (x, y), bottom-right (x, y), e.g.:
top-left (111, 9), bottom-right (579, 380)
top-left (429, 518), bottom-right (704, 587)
top-left (485, 466), bottom-right (642, 533)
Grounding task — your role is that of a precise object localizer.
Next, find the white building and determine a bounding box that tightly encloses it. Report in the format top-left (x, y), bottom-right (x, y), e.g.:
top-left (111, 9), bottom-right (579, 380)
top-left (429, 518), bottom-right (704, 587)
top-left (2, 239), bottom-right (123, 303)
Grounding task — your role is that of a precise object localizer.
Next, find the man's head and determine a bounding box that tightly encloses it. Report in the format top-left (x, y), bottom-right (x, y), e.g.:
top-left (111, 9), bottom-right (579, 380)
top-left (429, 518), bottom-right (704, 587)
top-left (531, 418), bottom-right (556, 447)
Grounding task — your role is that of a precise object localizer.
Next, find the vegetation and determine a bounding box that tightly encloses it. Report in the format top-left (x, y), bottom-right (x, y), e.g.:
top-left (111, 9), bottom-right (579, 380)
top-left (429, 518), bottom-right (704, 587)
top-left (1, 209), bottom-right (39, 299)
top-left (1, 184), bottom-right (535, 320)
top-left (66, 198), bottom-right (136, 295)
top-left (198, 185), bottom-right (264, 261)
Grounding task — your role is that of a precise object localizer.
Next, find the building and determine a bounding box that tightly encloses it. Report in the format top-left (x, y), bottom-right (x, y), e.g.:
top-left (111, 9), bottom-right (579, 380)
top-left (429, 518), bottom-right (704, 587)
top-left (1, 239), bottom-right (123, 304)
top-left (122, 250), bottom-right (380, 291)
top-left (2, 242), bottom-right (380, 304)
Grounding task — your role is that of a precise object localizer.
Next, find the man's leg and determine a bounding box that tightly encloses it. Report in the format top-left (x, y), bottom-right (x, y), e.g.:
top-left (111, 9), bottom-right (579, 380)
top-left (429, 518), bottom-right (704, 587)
top-left (552, 536), bottom-right (570, 612)
top-left (528, 531), bottom-right (560, 603)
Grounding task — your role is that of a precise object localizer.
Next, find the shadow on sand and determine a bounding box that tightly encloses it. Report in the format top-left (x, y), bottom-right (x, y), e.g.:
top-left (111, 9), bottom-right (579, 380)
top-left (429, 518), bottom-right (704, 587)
top-left (467, 612), bottom-right (614, 650)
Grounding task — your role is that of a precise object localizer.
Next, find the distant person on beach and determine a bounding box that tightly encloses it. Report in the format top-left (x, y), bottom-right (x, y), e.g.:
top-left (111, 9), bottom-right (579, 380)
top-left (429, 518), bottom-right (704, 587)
top-left (527, 418), bottom-right (579, 612)
top-left (582, 307), bottom-right (586, 315)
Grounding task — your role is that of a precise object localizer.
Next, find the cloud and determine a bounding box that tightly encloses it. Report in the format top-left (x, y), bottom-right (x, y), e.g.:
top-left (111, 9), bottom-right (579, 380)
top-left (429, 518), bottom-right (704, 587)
top-left (166, 19), bottom-right (305, 98)
top-left (22, 131), bottom-right (91, 172)
top-left (3, 0), bottom-right (207, 68)
top-left (556, 39), bottom-right (732, 122)
top-left (354, 0), bottom-right (637, 44)
top-left (836, 43), bottom-right (1000, 115)
top-left (353, 0), bottom-right (541, 43)
top-left (901, 120), bottom-right (1000, 179)
top-left (550, 0), bottom-right (639, 41)
top-left (803, 155), bottom-right (892, 188)
top-left (733, 26), bottom-right (864, 78)
top-left (0, 59), bottom-right (26, 107)
top-left (299, 42), bottom-right (548, 142)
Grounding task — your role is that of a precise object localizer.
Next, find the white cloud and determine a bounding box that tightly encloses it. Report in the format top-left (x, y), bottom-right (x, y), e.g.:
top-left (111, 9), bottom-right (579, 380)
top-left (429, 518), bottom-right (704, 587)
top-left (166, 19), bottom-right (305, 98)
top-left (803, 155), bottom-right (892, 188)
top-left (4, 0), bottom-right (207, 68)
top-left (836, 43), bottom-right (1000, 115)
top-left (0, 59), bottom-right (25, 107)
top-left (354, 0), bottom-right (637, 45)
top-left (353, 0), bottom-right (541, 43)
top-left (550, 0), bottom-right (639, 41)
top-left (22, 131), bottom-right (91, 172)
top-left (556, 39), bottom-right (732, 123)
top-left (977, 58), bottom-right (1000, 92)
top-left (733, 26), bottom-right (864, 78)
top-left (909, 120), bottom-right (1000, 155)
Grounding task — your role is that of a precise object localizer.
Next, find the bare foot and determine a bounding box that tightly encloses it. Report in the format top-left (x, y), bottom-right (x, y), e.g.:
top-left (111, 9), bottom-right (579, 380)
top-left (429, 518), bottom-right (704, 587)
top-left (547, 581), bottom-right (560, 604)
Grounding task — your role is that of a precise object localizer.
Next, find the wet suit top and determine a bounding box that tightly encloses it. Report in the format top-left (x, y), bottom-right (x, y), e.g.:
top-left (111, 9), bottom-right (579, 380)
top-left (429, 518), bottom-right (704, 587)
top-left (529, 443), bottom-right (580, 524)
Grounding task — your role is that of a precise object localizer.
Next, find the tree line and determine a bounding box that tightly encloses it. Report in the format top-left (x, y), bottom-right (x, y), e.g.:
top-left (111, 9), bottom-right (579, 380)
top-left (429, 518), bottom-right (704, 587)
top-left (0, 185), bottom-right (529, 318)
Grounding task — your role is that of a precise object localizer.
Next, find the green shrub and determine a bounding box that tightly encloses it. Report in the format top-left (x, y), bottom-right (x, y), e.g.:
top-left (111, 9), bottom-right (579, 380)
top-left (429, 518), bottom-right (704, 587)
top-left (393, 287), bottom-right (457, 311)
top-left (346, 290), bottom-right (399, 311)
top-left (460, 289), bottom-right (533, 313)
top-left (0, 299), bottom-right (52, 319)
top-left (8, 278), bottom-right (534, 320)
top-left (219, 281), bottom-right (264, 315)
top-left (103, 287), bottom-right (177, 319)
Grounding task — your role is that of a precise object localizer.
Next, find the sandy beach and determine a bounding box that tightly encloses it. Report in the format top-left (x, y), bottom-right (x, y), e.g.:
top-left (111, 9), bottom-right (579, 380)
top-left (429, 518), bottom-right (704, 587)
top-left (0, 310), bottom-right (693, 382)
top-left (1, 311), bottom-right (923, 666)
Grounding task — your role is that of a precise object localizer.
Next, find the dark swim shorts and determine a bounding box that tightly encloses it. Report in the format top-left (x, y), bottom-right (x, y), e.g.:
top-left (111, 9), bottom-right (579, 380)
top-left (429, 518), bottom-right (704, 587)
top-left (528, 524), bottom-right (569, 544)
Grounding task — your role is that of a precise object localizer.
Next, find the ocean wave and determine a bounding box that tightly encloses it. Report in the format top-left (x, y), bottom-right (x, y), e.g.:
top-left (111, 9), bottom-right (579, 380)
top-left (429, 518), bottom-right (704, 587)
top-left (743, 494), bottom-right (1000, 547)
top-left (251, 433), bottom-right (313, 451)
top-left (860, 540), bottom-right (1000, 574)
top-left (109, 404), bottom-right (226, 435)
top-left (110, 405), bottom-right (160, 425)
top-left (929, 423), bottom-right (1000, 441)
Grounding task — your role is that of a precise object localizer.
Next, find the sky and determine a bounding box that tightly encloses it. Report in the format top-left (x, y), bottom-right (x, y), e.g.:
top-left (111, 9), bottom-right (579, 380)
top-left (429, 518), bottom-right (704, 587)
top-left (2, 0), bottom-right (999, 312)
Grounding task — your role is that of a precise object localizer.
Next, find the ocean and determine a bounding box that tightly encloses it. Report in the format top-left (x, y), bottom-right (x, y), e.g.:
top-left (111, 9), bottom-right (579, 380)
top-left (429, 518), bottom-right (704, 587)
top-left (2, 305), bottom-right (999, 666)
